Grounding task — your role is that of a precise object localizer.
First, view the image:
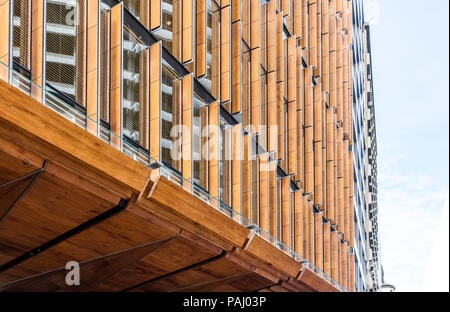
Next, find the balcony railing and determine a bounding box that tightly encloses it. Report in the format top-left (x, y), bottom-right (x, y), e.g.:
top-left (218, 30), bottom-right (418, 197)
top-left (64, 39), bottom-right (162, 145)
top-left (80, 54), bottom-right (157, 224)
top-left (0, 60), bottom-right (348, 292)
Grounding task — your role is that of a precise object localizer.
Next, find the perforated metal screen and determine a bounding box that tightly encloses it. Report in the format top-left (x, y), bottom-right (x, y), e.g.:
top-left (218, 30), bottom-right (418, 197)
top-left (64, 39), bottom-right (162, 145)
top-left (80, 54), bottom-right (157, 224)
top-left (45, 0), bottom-right (86, 105)
top-left (99, 8), bottom-right (111, 123)
top-left (122, 25), bottom-right (148, 147)
top-left (12, 0), bottom-right (31, 68)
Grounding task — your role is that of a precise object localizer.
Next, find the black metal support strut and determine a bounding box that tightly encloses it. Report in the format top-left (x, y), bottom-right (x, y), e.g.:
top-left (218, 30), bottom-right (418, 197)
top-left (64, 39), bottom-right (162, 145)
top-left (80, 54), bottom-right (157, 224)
top-left (0, 161), bottom-right (47, 223)
top-left (0, 198), bottom-right (129, 274)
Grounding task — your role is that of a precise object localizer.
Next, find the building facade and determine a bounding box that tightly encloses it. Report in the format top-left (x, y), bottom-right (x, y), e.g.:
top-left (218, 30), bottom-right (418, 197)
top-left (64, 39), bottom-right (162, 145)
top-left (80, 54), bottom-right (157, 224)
top-left (0, 0), bottom-right (377, 292)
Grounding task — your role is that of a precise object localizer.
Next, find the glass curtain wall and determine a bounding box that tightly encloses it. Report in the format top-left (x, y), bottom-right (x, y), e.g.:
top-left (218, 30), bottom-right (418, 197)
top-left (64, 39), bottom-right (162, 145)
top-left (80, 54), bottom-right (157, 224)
top-left (219, 115), bottom-right (232, 208)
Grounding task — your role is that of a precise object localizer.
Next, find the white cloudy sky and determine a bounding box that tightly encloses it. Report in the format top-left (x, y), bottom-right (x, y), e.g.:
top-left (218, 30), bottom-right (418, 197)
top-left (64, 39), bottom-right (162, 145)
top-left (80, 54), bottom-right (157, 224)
top-left (364, 0), bottom-right (449, 291)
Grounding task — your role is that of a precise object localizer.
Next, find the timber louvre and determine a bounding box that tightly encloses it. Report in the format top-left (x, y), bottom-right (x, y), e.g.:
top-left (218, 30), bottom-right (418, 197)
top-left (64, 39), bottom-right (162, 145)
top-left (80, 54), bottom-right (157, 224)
top-left (0, 0), bottom-right (371, 292)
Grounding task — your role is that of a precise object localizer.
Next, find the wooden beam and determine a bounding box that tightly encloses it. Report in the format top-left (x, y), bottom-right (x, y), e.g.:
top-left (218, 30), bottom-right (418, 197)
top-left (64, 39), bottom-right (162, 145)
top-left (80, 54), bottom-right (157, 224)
top-left (139, 176), bottom-right (249, 250)
top-left (297, 265), bottom-right (338, 292)
top-left (243, 232), bottom-right (302, 278)
top-left (0, 80), bottom-right (150, 197)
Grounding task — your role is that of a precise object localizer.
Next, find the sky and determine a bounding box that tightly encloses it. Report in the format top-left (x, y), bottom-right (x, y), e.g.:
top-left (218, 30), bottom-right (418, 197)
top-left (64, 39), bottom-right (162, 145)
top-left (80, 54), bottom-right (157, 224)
top-left (363, 0), bottom-right (449, 292)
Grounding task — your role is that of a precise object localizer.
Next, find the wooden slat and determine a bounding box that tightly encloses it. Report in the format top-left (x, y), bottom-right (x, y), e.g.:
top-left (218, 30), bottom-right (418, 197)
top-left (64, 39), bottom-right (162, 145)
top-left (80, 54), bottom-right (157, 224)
top-left (182, 73), bottom-right (193, 187)
top-left (326, 110), bottom-right (335, 221)
top-left (293, 0), bottom-right (302, 38)
top-left (196, 0), bottom-right (206, 76)
top-left (242, 0), bottom-right (250, 45)
top-left (267, 0), bottom-right (276, 73)
top-left (323, 221), bottom-right (331, 277)
top-left (250, 150), bottom-right (259, 225)
top-left (250, 47), bottom-right (260, 132)
top-left (304, 126), bottom-right (313, 195)
top-left (275, 12), bottom-right (283, 83)
top-left (307, 200), bottom-right (314, 263)
top-left (242, 135), bottom-right (251, 220)
top-left (349, 251), bottom-right (355, 292)
top-left (331, 229), bottom-right (338, 281)
top-left (267, 71), bottom-right (277, 155)
top-left (231, 21), bottom-right (242, 113)
top-left (150, 0), bottom-right (161, 30)
top-left (30, 0), bottom-right (44, 100)
top-left (275, 80), bottom-right (284, 162)
top-left (268, 162), bottom-right (277, 238)
top-left (340, 241), bottom-right (348, 289)
top-left (300, 0), bottom-right (308, 50)
top-left (182, 0), bottom-right (193, 63)
top-left (221, 5), bottom-right (231, 103)
top-left (294, 190), bottom-right (303, 257)
top-left (314, 212), bottom-right (323, 270)
top-left (294, 49), bottom-right (304, 182)
top-left (259, 153), bottom-right (269, 232)
top-left (231, 124), bottom-right (242, 217)
top-left (208, 101), bottom-right (219, 203)
top-left (149, 42), bottom-right (161, 164)
top-left (308, 0), bottom-right (317, 68)
top-left (0, 0), bottom-right (10, 81)
top-left (281, 177), bottom-right (290, 247)
top-left (231, 0), bottom-right (241, 22)
top-left (302, 196), bottom-right (308, 260)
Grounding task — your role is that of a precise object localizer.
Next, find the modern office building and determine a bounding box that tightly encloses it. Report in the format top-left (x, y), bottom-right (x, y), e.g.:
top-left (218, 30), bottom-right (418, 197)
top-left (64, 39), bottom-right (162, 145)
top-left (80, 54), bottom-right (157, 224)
top-left (0, 0), bottom-right (377, 292)
top-left (363, 23), bottom-right (380, 292)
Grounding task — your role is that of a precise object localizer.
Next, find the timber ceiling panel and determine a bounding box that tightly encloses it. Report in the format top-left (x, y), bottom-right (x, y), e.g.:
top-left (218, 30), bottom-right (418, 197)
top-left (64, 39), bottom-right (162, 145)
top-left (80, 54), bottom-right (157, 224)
top-left (95, 235), bottom-right (220, 291)
top-left (0, 166), bottom-right (117, 270)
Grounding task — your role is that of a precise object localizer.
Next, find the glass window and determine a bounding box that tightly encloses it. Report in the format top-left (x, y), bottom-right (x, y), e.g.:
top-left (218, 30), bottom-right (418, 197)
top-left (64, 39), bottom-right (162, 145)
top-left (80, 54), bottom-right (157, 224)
top-left (161, 60), bottom-right (182, 171)
top-left (219, 116), bottom-right (232, 207)
top-left (45, 0), bottom-right (86, 104)
top-left (121, 0), bottom-right (141, 20)
top-left (154, 0), bottom-right (182, 61)
top-left (198, 0), bottom-right (220, 99)
top-left (192, 93), bottom-right (209, 190)
top-left (122, 26), bottom-right (149, 147)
